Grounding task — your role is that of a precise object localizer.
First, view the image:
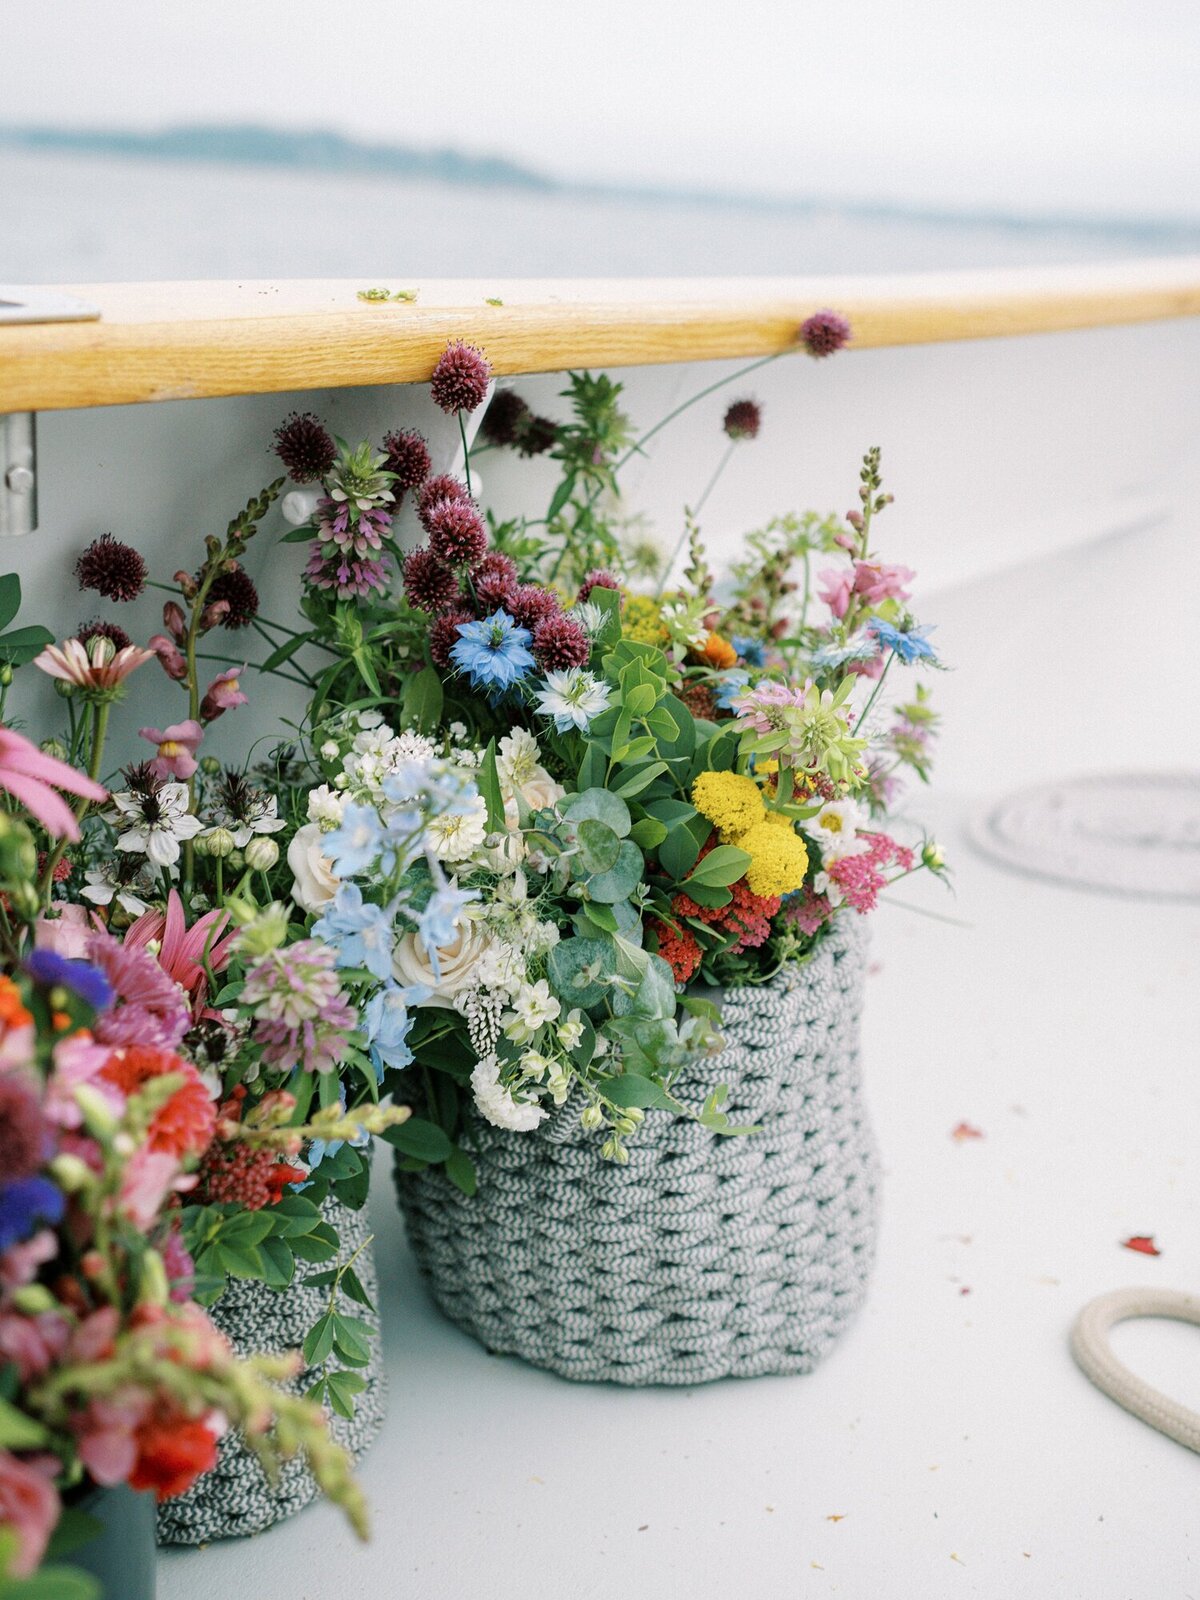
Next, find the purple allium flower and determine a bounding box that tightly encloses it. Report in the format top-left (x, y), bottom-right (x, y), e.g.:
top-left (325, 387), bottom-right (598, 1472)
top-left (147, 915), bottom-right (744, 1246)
top-left (78, 618), bottom-right (134, 654)
top-left (382, 428), bottom-right (432, 493)
top-left (476, 550), bottom-right (519, 587)
top-left (425, 497), bottom-right (488, 570)
top-left (473, 567), bottom-right (519, 613)
top-left (75, 534), bottom-right (147, 603)
top-left (417, 474), bottom-right (471, 528)
top-left (242, 938), bottom-right (357, 1076)
top-left (429, 607), bottom-right (474, 669)
top-left (723, 399), bottom-right (762, 440)
top-left (0, 1075), bottom-right (49, 1182)
top-left (87, 930), bottom-right (191, 1051)
top-left (799, 309), bottom-right (852, 358)
top-left (480, 389), bottom-right (530, 447)
top-left (508, 583), bottom-right (560, 632)
top-left (577, 569), bottom-right (619, 603)
top-left (532, 613), bottom-right (590, 671)
top-left (273, 412), bottom-right (337, 483)
top-left (402, 546), bottom-right (459, 614)
top-left (205, 565), bottom-right (259, 629)
top-left (430, 340), bottom-right (492, 415)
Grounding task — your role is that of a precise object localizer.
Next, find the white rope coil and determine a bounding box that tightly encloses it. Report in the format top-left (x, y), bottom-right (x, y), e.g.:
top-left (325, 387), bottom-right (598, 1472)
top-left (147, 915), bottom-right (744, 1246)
top-left (1070, 1286), bottom-right (1200, 1453)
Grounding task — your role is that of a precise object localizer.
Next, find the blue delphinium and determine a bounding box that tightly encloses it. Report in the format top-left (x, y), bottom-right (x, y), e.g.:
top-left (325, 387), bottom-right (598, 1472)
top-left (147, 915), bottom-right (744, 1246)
top-left (714, 668), bottom-right (751, 710)
top-left (364, 983), bottom-right (424, 1075)
top-left (415, 879), bottom-right (478, 981)
top-left (868, 617), bottom-right (938, 665)
top-left (731, 635), bottom-right (766, 668)
top-left (313, 883), bottom-right (395, 982)
top-left (323, 801), bottom-right (388, 877)
top-left (450, 609), bottom-right (535, 691)
top-left (23, 951), bottom-right (113, 1011)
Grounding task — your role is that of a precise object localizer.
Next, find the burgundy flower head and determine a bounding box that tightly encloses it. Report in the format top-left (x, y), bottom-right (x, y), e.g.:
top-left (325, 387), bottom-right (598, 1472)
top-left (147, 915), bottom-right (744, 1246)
top-left (425, 498), bottom-right (488, 569)
top-left (723, 399), bottom-right (762, 441)
top-left (417, 474), bottom-right (471, 528)
top-left (273, 412), bottom-right (337, 482)
top-left (799, 310), bottom-right (852, 358)
top-left (382, 429), bottom-right (432, 492)
top-left (430, 340), bottom-right (492, 415)
top-left (532, 613), bottom-right (590, 671)
top-left (78, 618), bottom-right (134, 654)
top-left (518, 414), bottom-right (559, 457)
top-left (75, 534), bottom-right (147, 603)
top-left (480, 389), bottom-right (530, 448)
top-left (508, 583), bottom-right (561, 632)
top-left (476, 551), bottom-right (519, 587)
top-left (429, 607), bottom-right (474, 671)
top-left (577, 569), bottom-right (619, 603)
top-left (204, 566), bottom-right (259, 630)
top-left (402, 546), bottom-right (459, 614)
top-left (472, 568), bottom-right (519, 614)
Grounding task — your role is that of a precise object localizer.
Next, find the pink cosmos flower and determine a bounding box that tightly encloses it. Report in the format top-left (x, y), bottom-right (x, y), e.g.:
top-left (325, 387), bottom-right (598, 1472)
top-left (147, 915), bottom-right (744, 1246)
top-left (0, 1450), bottom-right (60, 1577)
top-left (123, 891), bottom-right (236, 1021)
top-left (199, 667), bottom-right (248, 723)
top-left (816, 567), bottom-right (853, 619)
top-left (148, 633), bottom-right (188, 681)
top-left (33, 636), bottom-right (154, 693)
top-left (138, 719), bottom-right (204, 780)
top-left (852, 561), bottom-right (914, 605)
top-left (0, 726), bottom-right (107, 842)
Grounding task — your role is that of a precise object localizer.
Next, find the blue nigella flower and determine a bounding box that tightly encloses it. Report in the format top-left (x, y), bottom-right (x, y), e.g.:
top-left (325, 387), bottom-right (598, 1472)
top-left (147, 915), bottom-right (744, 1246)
top-left (323, 802), bottom-right (388, 878)
top-left (313, 883), bottom-right (395, 982)
top-left (731, 635), bottom-right (766, 668)
top-left (364, 983), bottom-right (423, 1075)
top-left (0, 1175), bottom-right (65, 1252)
top-left (714, 669), bottom-right (751, 710)
top-left (810, 635), bottom-right (881, 671)
top-left (450, 609), bottom-right (535, 691)
top-left (23, 951), bottom-right (113, 1012)
top-left (868, 618), bottom-right (938, 665)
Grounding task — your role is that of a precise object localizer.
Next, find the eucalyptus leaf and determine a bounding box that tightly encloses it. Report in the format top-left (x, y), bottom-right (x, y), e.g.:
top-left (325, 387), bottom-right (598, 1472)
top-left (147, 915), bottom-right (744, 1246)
top-left (585, 838), bottom-right (644, 903)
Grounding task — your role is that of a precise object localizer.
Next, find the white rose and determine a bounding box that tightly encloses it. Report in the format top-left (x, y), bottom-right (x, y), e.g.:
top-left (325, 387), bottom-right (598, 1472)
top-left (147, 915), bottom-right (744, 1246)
top-left (287, 822), bottom-right (340, 913)
top-left (503, 765), bottom-right (565, 830)
top-left (392, 914), bottom-right (500, 1008)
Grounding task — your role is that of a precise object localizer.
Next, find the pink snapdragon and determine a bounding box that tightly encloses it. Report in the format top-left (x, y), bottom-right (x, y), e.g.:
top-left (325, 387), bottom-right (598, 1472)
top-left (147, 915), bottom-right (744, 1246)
top-left (200, 667), bottom-right (248, 722)
top-left (148, 633), bottom-right (188, 682)
top-left (852, 560), bottom-right (914, 605)
top-left (138, 719), bottom-right (203, 780)
top-left (816, 567), bottom-right (853, 619)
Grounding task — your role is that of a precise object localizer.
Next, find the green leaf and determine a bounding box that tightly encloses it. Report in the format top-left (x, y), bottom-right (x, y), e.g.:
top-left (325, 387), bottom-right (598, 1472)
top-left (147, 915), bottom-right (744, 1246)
top-left (326, 1369), bottom-right (367, 1420)
top-left (546, 473), bottom-right (577, 521)
top-left (602, 1074), bottom-right (680, 1112)
top-left (256, 1234), bottom-right (296, 1289)
top-left (576, 741), bottom-right (607, 790)
top-left (280, 523), bottom-right (316, 543)
top-left (575, 817), bottom-right (621, 875)
top-left (624, 682), bottom-right (657, 717)
top-left (585, 838), bottom-right (644, 903)
top-left (384, 1116), bottom-right (454, 1163)
top-left (547, 937), bottom-right (612, 1009)
top-left (0, 624), bottom-right (54, 665)
top-left (685, 843), bottom-right (753, 888)
top-left (659, 815), bottom-right (709, 881)
top-left (401, 663), bottom-right (444, 731)
top-left (0, 573), bottom-right (21, 633)
top-left (477, 738), bottom-right (507, 833)
top-left (0, 1395), bottom-right (48, 1450)
top-left (45, 1507), bottom-right (103, 1562)
top-left (260, 630), bottom-right (316, 671)
top-left (303, 1311), bottom-right (336, 1367)
top-left (629, 817), bottom-right (667, 851)
top-left (340, 1266), bottom-right (375, 1311)
top-left (289, 1232), bottom-right (338, 1264)
top-left (217, 1211), bottom-right (278, 1247)
top-left (445, 1147), bottom-right (477, 1196)
top-left (352, 647), bottom-right (381, 697)
top-left (560, 787), bottom-right (631, 836)
top-left (612, 761), bottom-right (669, 799)
top-left (331, 1312), bottom-right (373, 1366)
top-left (2, 1567), bottom-right (101, 1599)
top-left (269, 1194), bottom-right (323, 1235)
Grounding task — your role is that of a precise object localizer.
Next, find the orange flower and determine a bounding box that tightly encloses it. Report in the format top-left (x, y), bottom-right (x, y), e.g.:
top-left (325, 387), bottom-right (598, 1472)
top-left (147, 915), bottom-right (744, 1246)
top-left (100, 1045), bottom-right (216, 1159)
top-left (699, 632), bottom-right (738, 669)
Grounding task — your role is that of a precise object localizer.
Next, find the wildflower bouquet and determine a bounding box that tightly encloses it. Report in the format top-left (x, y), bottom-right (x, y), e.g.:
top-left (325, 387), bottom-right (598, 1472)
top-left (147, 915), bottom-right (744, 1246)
top-left (0, 774), bottom-right (372, 1595)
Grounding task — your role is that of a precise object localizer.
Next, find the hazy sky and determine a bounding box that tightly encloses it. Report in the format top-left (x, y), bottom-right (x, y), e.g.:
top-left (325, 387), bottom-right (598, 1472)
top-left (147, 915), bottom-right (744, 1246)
top-left (8, 0), bottom-right (1199, 219)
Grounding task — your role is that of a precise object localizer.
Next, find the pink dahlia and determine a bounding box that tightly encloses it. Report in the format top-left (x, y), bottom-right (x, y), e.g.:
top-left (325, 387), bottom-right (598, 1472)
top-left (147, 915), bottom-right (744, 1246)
top-left (87, 930), bottom-right (191, 1051)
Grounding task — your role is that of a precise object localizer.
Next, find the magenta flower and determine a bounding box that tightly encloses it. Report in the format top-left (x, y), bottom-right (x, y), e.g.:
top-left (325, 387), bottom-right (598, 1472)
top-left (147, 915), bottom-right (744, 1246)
top-left (0, 726), bottom-right (107, 842)
top-left (123, 891), bottom-right (236, 1021)
top-left (200, 667), bottom-right (248, 723)
top-left (87, 929), bottom-right (191, 1051)
top-left (852, 560), bottom-right (914, 605)
top-left (816, 567), bottom-right (853, 620)
top-left (138, 719), bottom-right (204, 780)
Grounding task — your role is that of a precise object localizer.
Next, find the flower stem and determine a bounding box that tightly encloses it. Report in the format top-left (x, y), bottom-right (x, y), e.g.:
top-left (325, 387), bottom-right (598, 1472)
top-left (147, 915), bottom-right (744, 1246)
top-left (459, 413), bottom-right (473, 497)
top-left (37, 698), bottom-right (110, 904)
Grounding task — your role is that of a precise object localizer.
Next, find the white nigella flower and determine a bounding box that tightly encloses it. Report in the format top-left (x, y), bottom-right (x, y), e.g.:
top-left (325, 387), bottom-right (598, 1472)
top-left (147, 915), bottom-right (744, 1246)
top-left (226, 793), bottom-right (287, 848)
top-left (568, 600), bottom-right (608, 638)
top-left (307, 783), bottom-right (347, 828)
top-left (504, 978), bottom-right (562, 1044)
top-left (80, 861), bottom-right (156, 916)
top-left (471, 1053), bottom-right (547, 1132)
top-left (496, 728), bottom-right (542, 792)
top-left (534, 668), bottom-right (611, 733)
top-left (111, 783), bottom-right (203, 868)
top-left (424, 792), bottom-right (489, 862)
top-left (804, 797), bottom-right (872, 864)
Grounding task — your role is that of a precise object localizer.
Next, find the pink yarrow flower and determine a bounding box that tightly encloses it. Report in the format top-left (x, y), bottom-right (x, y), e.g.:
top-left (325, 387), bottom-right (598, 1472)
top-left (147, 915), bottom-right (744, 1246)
top-left (138, 719), bottom-right (203, 780)
top-left (0, 725), bottom-right (107, 841)
top-left (200, 667), bottom-right (248, 723)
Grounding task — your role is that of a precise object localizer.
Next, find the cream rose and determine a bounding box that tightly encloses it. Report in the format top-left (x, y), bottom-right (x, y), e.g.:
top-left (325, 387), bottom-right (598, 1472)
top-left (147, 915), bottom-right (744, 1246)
top-left (392, 914), bottom-right (500, 1008)
top-left (287, 823), bottom-right (340, 913)
top-left (502, 765), bottom-right (566, 830)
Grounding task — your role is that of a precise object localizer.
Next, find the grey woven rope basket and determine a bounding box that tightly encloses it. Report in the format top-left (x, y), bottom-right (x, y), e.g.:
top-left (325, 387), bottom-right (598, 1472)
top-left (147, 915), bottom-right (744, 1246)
top-left (157, 1194), bottom-right (387, 1544)
top-left (395, 915), bottom-right (878, 1386)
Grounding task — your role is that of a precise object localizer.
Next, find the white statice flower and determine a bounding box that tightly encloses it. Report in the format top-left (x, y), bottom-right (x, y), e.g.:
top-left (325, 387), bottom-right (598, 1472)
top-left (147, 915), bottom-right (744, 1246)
top-left (287, 822), bottom-right (340, 913)
top-left (307, 783), bottom-right (347, 828)
top-left (111, 783), bottom-right (203, 868)
top-left (447, 721), bottom-right (469, 743)
top-left (503, 978), bottom-right (562, 1044)
top-left (471, 1053), bottom-right (547, 1132)
top-left (533, 668), bottom-right (611, 734)
top-left (556, 1009), bottom-right (585, 1052)
top-left (472, 939), bottom-right (525, 1002)
top-left (424, 791), bottom-right (489, 862)
top-left (804, 797), bottom-right (872, 865)
top-left (496, 728), bottom-right (543, 792)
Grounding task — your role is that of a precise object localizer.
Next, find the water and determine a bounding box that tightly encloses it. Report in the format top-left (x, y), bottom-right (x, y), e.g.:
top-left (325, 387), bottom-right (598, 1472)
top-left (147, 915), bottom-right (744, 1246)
top-left (4, 149), bottom-right (1196, 283)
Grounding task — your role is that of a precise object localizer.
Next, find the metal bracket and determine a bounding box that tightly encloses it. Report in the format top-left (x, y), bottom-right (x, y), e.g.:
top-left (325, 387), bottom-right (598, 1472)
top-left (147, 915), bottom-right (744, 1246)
top-left (1, 414), bottom-right (37, 537)
top-left (0, 286), bottom-right (100, 326)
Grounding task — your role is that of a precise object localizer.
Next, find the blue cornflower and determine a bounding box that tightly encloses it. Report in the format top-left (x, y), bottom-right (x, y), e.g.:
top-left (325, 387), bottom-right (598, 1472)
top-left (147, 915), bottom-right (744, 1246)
top-left (731, 635), bottom-right (766, 667)
top-left (23, 951), bottom-right (113, 1011)
top-left (313, 883), bottom-right (395, 982)
top-left (0, 1175), bottom-right (65, 1252)
top-left (449, 609), bottom-right (535, 691)
top-left (363, 983), bottom-right (424, 1075)
top-left (868, 618), bottom-right (938, 665)
top-left (415, 881), bottom-right (478, 979)
top-left (323, 802), bottom-right (387, 877)
top-left (714, 669), bottom-right (751, 710)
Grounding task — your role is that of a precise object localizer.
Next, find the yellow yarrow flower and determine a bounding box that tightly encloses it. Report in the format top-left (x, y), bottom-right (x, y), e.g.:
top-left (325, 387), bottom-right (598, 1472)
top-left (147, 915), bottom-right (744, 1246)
top-left (731, 820), bottom-right (810, 898)
top-left (622, 593), bottom-right (670, 647)
top-left (692, 770), bottom-right (765, 837)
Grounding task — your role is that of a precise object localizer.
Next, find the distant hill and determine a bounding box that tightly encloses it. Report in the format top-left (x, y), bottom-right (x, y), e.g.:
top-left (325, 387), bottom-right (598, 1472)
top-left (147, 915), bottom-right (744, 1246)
top-left (3, 121), bottom-right (1198, 245)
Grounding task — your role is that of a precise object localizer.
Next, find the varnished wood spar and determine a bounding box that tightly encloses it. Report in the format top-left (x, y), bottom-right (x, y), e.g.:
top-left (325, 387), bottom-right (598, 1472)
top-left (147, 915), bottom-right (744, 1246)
top-left (3, 259), bottom-right (1200, 413)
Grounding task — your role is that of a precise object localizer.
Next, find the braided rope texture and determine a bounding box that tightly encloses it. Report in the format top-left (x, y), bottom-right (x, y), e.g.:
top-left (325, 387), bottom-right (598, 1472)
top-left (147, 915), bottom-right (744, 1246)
top-left (156, 1196), bottom-right (387, 1545)
top-left (396, 917), bottom-right (878, 1386)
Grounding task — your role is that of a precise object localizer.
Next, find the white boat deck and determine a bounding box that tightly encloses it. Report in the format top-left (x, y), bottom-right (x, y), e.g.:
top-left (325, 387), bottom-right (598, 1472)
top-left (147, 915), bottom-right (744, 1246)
top-left (159, 498), bottom-right (1199, 1598)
